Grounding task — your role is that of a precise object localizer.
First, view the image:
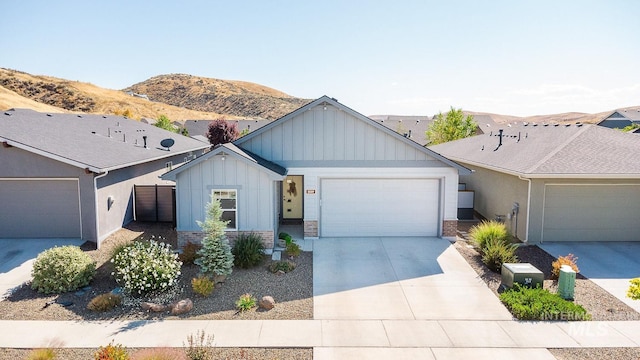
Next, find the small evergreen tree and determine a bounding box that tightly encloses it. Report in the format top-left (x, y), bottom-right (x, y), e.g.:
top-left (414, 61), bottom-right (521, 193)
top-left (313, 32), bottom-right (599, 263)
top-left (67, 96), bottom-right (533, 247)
top-left (194, 195), bottom-right (234, 277)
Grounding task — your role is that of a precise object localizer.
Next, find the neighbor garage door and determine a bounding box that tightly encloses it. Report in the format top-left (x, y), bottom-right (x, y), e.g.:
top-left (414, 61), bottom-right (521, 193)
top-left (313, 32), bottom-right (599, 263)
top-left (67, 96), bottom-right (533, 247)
top-left (543, 184), bottom-right (640, 242)
top-left (320, 178), bottom-right (440, 237)
top-left (0, 179), bottom-right (81, 238)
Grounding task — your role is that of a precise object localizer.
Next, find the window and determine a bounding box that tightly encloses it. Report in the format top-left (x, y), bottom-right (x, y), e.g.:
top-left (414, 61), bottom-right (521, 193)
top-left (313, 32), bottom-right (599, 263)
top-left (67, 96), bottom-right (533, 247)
top-left (213, 190), bottom-right (237, 230)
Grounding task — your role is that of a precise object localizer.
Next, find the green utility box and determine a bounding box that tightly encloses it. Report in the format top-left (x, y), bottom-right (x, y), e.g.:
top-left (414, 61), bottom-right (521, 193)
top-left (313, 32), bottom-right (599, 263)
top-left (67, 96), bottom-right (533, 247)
top-left (501, 263), bottom-right (544, 289)
top-left (558, 265), bottom-right (576, 300)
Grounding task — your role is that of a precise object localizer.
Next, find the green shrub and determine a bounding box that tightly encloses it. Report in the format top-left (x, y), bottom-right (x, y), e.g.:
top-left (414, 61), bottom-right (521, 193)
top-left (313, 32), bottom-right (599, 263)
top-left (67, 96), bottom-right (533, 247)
top-left (94, 341), bottom-right (129, 360)
top-left (184, 330), bottom-right (214, 360)
top-left (111, 240), bottom-right (182, 296)
top-left (130, 347), bottom-right (187, 360)
top-left (285, 242), bottom-right (301, 257)
top-left (87, 293), bottom-right (122, 312)
top-left (232, 232), bottom-right (265, 268)
top-left (268, 260), bottom-right (296, 273)
top-left (235, 293), bottom-right (257, 312)
top-left (26, 348), bottom-right (57, 360)
top-left (191, 276), bottom-right (215, 297)
top-left (179, 241), bottom-right (202, 265)
top-left (481, 238), bottom-right (518, 272)
top-left (31, 246), bottom-right (96, 294)
top-left (278, 232), bottom-right (293, 245)
top-left (551, 254), bottom-right (580, 280)
top-left (195, 196), bottom-right (234, 277)
top-left (500, 284), bottom-right (590, 321)
top-left (628, 278), bottom-right (640, 300)
top-left (469, 220), bottom-right (510, 255)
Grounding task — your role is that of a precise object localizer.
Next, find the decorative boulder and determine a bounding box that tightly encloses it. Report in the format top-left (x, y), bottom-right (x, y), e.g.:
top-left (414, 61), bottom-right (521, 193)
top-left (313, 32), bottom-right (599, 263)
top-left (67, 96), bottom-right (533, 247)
top-left (170, 298), bottom-right (194, 315)
top-left (141, 302), bottom-right (167, 312)
top-left (259, 296), bottom-right (276, 310)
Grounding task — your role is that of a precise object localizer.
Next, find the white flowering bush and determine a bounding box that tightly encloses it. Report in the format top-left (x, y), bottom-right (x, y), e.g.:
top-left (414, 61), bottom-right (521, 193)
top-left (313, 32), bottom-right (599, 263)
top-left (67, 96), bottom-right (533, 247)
top-left (111, 240), bottom-right (182, 296)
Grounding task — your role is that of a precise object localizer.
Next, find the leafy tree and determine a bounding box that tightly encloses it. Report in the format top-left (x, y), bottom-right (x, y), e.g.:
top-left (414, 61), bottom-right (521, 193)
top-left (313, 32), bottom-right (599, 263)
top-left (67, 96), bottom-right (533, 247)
top-left (194, 195), bottom-right (234, 278)
top-left (426, 107), bottom-right (477, 145)
top-left (207, 119), bottom-right (239, 147)
top-left (619, 123), bottom-right (640, 133)
top-left (154, 114), bottom-right (177, 133)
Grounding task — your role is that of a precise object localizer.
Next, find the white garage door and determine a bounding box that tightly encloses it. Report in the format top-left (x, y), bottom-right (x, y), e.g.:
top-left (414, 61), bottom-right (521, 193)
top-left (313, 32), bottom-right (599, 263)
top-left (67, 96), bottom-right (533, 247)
top-left (543, 185), bottom-right (640, 242)
top-left (320, 178), bottom-right (440, 237)
top-left (0, 179), bottom-right (81, 238)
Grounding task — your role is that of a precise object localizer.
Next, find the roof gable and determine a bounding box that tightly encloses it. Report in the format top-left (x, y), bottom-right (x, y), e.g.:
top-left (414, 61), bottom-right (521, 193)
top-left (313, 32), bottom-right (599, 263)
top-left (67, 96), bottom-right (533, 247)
top-left (161, 142), bottom-right (286, 181)
top-left (0, 109), bottom-right (209, 172)
top-left (234, 96), bottom-right (468, 172)
top-left (430, 123), bottom-right (640, 177)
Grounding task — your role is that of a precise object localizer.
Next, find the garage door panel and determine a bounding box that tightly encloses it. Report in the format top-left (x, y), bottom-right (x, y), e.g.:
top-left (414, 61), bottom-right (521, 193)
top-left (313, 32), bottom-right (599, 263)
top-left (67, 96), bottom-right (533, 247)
top-left (543, 185), bottom-right (640, 242)
top-left (0, 180), bottom-right (81, 238)
top-left (321, 178), bottom-right (439, 237)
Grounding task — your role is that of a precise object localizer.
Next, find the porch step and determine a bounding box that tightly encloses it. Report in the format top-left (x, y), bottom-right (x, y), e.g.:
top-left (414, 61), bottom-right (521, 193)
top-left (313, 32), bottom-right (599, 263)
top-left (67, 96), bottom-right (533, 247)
top-left (272, 251), bottom-right (282, 261)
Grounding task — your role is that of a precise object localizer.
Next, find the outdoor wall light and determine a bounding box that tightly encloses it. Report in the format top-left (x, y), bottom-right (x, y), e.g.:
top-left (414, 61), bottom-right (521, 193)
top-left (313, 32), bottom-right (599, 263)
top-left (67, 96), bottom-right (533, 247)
top-left (107, 196), bottom-right (115, 210)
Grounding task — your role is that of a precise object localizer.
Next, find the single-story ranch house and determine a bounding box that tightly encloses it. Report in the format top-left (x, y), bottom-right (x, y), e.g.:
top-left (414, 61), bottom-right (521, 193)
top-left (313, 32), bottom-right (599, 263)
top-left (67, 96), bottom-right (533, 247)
top-left (430, 123), bottom-right (640, 243)
top-left (162, 96), bottom-right (471, 248)
top-left (597, 109), bottom-right (640, 130)
top-left (0, 109), bottom-right (209, 245)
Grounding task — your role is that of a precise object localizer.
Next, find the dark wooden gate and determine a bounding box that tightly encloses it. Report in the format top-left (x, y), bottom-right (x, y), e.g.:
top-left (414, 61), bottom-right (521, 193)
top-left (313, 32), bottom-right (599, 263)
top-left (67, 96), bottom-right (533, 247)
top-left (134, 185), bottom-right (176, 226)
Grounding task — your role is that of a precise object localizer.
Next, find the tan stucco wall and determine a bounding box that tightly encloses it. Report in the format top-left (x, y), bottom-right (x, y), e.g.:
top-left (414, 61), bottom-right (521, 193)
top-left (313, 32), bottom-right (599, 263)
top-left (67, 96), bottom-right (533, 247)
top-left (459, 165), bottom-right (529, 241)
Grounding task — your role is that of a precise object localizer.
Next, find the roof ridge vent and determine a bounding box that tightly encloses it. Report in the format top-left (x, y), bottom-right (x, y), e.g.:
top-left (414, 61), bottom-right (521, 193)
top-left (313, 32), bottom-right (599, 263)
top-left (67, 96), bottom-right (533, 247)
top-left (77, 115), bottom-right (82, 118)
top-left (543, 123), bottom-right (549, 127)
top-left (565, 124), bottom-right (571, 127)
top-left (554, 124), bottom-right (559, 127)
top-left (4, 112), bottom-right (11, 116)
top-left (46, 114), bottom-right (52, 117)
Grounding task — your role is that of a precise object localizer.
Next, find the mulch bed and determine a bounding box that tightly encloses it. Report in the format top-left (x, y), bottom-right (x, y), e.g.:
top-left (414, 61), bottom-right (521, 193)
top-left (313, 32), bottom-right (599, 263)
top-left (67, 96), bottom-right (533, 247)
top-left (453, 240), bottom-right (640, 321)
top-left (0, 223), bottom-right (312, 321)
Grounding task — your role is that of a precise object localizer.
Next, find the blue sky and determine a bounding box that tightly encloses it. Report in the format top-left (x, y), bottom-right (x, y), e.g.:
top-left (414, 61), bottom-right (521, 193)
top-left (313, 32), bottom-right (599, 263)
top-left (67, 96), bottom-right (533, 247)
top-left (2, 1), bottom-right (639, 116)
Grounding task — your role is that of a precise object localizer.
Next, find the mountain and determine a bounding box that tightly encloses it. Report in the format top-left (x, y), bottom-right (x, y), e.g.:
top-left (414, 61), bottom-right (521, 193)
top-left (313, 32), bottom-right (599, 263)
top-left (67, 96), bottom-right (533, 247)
top-left (1, 68), bottom-right (633, 125)
top-left (1, 68), bottom-right (264, 121)
top-left (124, 74), bottom-right (311, 120)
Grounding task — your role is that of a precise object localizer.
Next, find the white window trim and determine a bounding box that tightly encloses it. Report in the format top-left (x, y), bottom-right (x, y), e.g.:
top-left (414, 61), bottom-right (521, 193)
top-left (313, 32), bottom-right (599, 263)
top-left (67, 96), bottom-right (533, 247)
top-left (212, 189), bottom-right (238, 231)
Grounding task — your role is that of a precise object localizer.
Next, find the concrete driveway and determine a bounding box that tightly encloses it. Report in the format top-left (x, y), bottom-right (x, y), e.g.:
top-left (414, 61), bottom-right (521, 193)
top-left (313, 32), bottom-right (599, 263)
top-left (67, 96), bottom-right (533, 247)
top-left (313, 237), bottom-right (512, 320)
top-left (0, 238), bottom-right (84, 300)
top-left (540, 242), bottom-right (640, 313)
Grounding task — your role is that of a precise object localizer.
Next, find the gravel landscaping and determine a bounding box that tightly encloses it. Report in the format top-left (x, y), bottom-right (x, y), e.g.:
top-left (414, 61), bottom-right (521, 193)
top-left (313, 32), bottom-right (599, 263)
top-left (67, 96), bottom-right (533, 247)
top-left (0, 222), bottom-right (313, 321)
top-left (453, 240), bottom-right (640, 321)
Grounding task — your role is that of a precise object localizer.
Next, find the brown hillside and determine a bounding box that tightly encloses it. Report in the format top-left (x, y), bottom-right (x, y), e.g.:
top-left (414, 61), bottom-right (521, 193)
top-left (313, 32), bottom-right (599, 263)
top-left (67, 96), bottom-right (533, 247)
top-left (465, 110), bottom-right (609, 124)
top-left (124, 74), bottom-right (312, 120)
top-left (0, 68), bottom-right (235, 121)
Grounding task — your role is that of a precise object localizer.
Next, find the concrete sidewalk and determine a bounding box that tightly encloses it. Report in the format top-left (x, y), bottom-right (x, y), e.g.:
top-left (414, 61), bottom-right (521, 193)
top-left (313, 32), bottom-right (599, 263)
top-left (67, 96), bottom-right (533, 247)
top-left (1, 319), bottom-right (638, 353)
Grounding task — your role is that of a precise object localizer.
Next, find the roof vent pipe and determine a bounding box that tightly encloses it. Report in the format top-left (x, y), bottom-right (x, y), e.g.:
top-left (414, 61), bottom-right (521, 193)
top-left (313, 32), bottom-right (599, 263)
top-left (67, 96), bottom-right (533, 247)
top-left (494, 129), bottom-right (504, 151)
top-left (143, 135), bottom-right (148, 149)
top-left (108, 128), bottom-right (111, 137)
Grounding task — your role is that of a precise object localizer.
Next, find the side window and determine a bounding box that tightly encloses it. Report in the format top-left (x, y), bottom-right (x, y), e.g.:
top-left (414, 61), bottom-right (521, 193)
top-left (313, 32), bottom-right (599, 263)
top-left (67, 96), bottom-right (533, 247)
top-left (213, 190), bottom-right (237, 230)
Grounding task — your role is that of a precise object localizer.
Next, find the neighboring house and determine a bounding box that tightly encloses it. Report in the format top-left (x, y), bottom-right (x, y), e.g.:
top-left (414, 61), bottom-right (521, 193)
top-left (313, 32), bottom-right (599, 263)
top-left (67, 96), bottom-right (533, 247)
top-left (184, 119), bottom-right (271, 140)
top-left (0, 109), bottom-right (209, 245)
top-left (162, 96), bottom-right (470, 248)
top-left (430, 123), bottom-right (640, 243)
top-left (598, 109), bottom-right (640, 129)
top-left (187, 114), bottom-right (498, 147)
top-left (368, 115), bottom-right (432, 145)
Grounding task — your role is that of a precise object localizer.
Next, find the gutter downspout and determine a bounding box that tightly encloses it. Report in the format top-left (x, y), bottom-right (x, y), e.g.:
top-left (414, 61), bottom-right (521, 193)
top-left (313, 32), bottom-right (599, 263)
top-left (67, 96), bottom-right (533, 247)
top-left (518, 175), bottom-right (531, 244)
top-left (93, 170), bottom-right (109, 249)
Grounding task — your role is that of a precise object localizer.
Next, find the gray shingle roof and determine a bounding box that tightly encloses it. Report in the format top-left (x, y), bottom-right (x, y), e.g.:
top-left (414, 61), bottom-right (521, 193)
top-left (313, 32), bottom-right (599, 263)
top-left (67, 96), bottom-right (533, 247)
top-left (184, 119), bottom-right (271, 139)
top-left (0, 109), bottom-right (209, 172)
top-left (429, 123), bottom-right (640, 177)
